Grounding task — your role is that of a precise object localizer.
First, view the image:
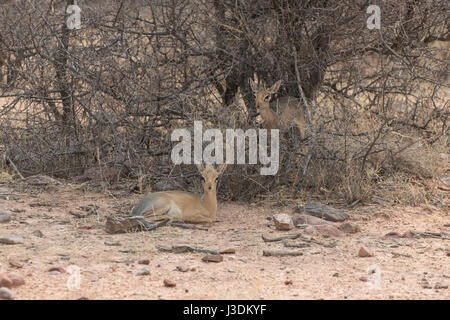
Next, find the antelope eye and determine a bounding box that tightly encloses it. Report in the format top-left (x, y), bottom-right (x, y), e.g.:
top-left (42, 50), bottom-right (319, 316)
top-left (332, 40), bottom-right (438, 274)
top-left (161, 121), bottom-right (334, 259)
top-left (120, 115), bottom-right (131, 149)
top-left (214, 177), bottom-right (219, 183)
top-left (263, 95), bottom-right (270, 101)
top-left (200, 176), bottom-right (205, 182)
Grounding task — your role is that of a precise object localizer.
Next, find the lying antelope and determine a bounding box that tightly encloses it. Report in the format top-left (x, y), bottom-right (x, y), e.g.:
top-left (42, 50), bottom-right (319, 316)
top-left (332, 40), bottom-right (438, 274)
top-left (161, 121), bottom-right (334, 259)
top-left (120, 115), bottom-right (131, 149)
top-left (250, 79), bottom-right (306, 139)
top-left (131, 164), bottom-right (226, 224)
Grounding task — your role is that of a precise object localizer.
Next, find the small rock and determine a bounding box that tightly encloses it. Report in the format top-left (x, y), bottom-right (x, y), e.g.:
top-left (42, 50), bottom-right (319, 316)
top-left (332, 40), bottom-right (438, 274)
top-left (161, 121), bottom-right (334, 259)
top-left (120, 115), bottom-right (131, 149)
top-left (358, 246), bottom-right (374, 257)
top-left (304, 225), bottom-right (344, 237)
top-left (0, 287), bottom-right (14, 300)
top-left (383, 231), bottom-right (402, 238)
top-left (32, 230), bottom-right (44, 238)
top-left (0, 234), bottom-right (24, 245)
top-left (78, 225), bottom-right (93, 230)
top-left (47, 267), bottom-right (66, 274)
top-left (137, 259), bottom-right (150, 265)
top-left (0, 273), bottom-right (25, 288)
top-left (163, 279), bottom-right (176, 287)
top-left (202, 254), bottom-right (224, 263)
top-left (176, 265), bottom-right (190, 272)
top-left (25, 175), bottom-right (60, 186)
top-left (292, 214), bottom-right (333, 226)
top-left (359, 276), bottom-right (368, 282)
top-left (134, 268), bottom-right (150, 276)
top-left (8, 259), bottom-right (23, 268)
top-left (0, 211), bottom-right (11, 223)
top-left (401, 231), bottom-right (420, 239)
top-left (332, 273), bottom-right (339, 277)
top-left (6, 273), bottom-right (25, 287)
top-left (104, 241), bottom-right (121, 246)
top-left (272, 214), bottom-right (294, 231)
top-left (219, 247), bottom-right (236, 254)
top-left (296, 203), bottom-right (349, 222)
top-left (284, 280), bottom-right (293, 285)
top-left (0, 276), bottom-right (13, 288)
top-left (338, 222), bottom-right (360, 234)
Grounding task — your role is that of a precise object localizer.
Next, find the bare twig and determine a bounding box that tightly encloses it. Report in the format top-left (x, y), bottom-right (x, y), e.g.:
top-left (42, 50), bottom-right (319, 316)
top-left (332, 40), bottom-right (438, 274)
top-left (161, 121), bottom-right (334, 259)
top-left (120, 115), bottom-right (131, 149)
top-left (262, 249), bottom-right (304, 257)
top-left (156, 244), bottom-right (219, 255)
top-left (262, 233), bottom-right (303, 242)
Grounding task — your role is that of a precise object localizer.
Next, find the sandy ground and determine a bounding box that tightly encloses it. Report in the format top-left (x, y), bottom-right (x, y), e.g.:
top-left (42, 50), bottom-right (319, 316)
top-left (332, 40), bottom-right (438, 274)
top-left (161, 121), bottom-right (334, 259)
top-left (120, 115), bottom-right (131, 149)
top-left (0, 183), bottom-right (449, 300)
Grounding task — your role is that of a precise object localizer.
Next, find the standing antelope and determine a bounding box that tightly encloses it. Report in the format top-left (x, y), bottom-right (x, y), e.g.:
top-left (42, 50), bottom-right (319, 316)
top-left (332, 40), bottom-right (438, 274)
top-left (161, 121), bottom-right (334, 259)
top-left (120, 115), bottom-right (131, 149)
top-left (250, 79), bottom-right (306, 139)
top-left (131, 164), bottom-right (226, 224)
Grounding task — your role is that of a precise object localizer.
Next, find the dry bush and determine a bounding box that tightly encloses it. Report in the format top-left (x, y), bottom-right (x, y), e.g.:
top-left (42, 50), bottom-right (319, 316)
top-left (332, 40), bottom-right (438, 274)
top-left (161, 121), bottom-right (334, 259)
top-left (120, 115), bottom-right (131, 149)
top-left (0, 0), bottom-right (448, 206)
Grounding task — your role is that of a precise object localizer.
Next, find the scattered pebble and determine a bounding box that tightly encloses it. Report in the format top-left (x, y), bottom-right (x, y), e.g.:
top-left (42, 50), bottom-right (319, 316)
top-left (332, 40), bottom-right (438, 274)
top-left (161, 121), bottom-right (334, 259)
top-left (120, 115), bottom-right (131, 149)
top-left (284, 280), bottom-right (293, 285)
top-left (78, 225), bottom-right (93, 230)
top-left (134, 268), bottom-right (150, 276)
top-left (0, 276), bottom-right (13, 288)
top-left (176, 266), bottom-right (190, 273)
top-left (338, 222), bottom-right (360, 234)
top-left (0, 287), bottom-right (14, 300)
top-left (104, 241), bottom-right (121, 246)
top-left (163, 279), bottom-right (176, 287)
top-left (8, 259), bottom-right (23, 268)
top-left (359, 276), bottom-right (368, 282)
top-left (292, 214), bottom-right (332, 226)
top-left (47, 267), bottom-right (66, 274)
top-left (32, 230), bottom-right (44, 238)
top-left (358, 246), bottom-right (374, 257)
top-left (0, 273), bottom-right (25, 288)
top-left (0, 211), bottom-right (11, 223)
top-left (219, 247), bottom-right (236, 254)
top-left (383, 231), bottom-right (401, 238)
top-left (138, 259), bottom-right (150, 265)
top-left (202, 254), bottom-right (223, 263)
top-left (0, 234), bottom-right (24, 245)
top-left (272, 214), bottom-right (294, 231)
top-left (304, 224), bottom-right (344, 237)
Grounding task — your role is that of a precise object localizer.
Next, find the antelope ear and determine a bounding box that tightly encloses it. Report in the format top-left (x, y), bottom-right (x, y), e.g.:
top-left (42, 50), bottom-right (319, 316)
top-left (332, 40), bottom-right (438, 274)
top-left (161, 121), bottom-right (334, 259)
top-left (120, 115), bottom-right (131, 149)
top-left (196, 164), bottom-right (205, 173)
top-left (268, 80), bottom-right (282, 94)
top-left (218, 163), bottom-right (227, 174)
top-left (249, 78), bottom-right (257, 92)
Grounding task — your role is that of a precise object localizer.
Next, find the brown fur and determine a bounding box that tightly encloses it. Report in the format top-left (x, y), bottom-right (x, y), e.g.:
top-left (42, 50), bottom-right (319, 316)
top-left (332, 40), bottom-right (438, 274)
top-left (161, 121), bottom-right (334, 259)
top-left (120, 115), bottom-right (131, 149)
top-left (250, 79), bottom-right (306, 138)
top-left (131, 164), bottom-right (226, 223)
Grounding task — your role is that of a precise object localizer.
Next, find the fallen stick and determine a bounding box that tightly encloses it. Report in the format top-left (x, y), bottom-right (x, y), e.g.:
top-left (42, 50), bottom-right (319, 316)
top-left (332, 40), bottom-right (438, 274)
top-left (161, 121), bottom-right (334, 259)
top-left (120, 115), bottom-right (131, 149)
top-left (262, 233), bottom-right (302, 242)
top-left (412, 231), bottom-right (450, 240)
top-left (169, 221), bottom-right (208, 231)
top-left (283, 241), bottom-right (311, 248)
top-left (104, 216), bottom-right (168, 234)
top-left (294, 237), bottom-right (338, 248)
top-left (391, 252), bottom-right (412, 258)
top-left (156, 244), bottom-right (219, 255)
top-left (263, 233), bottom-right (338, 248)
top-left (262, 249), bottom-right (303, 257)
top-left (6, 155), bottom-right (24, 180)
